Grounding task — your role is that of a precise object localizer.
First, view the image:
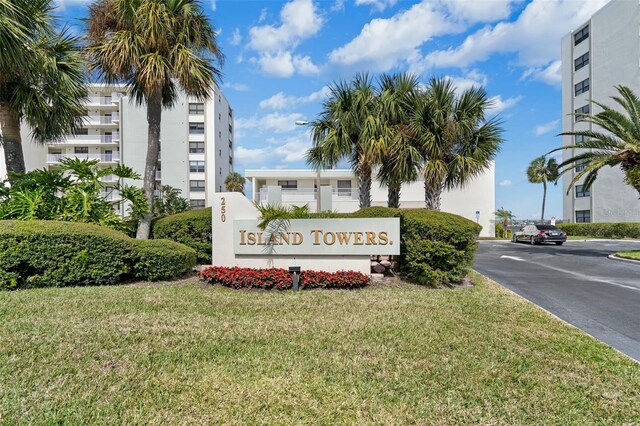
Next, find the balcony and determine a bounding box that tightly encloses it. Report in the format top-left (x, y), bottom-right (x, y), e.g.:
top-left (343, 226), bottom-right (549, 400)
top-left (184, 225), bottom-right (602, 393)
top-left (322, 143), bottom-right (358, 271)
top-left (85, 114), bottom-right (119, 127)
top-left (259, 187), bottom-right (358, 202)
top-left (100, 190), bottom-right (121, 201)
top-left (47, 152), bottom-right (121, 164)
top-left (156, 170), bottom-right (162, 180)
top-left (50, 133), bottom-right (120, 145)
top-left (85, 96), bottom-right (119, 110)
top-left (101, 174), bottom-right (118, 183)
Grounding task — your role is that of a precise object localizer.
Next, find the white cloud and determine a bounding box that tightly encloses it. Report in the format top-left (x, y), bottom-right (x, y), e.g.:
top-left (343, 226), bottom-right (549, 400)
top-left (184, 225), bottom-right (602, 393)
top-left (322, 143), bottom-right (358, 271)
top-left (330, 0), bottom-right (520, 72)
top-left (523, 60), bottom-right (562, 87)
top-left (488, 95), bottom-right (522, 115)
top-left (236, 134), bottom-right (312, 166)
top-left (416, 0), bottom-right (610, 81)
top-left (534, 119), bottom-right (560, 136)
top-left (259, 86), bottom-right (330, 110)
top-left (258, 8), bottom-right (268, 23)
top-left (209, 0), bottom-right (216, 11)
top-left (236, 112), bottom-right (305, 134)
top-left (331, 0), bottom-right (345, 12)
top-left (447, 70), bottom-right (489, 92)
top-left (499, 179), bottom-right (512, 187)
top-left (52, 0), bottom-right (91, 10)
top-left (223, 82), bottom-right (249, 92)
top-left (247, 0), bottom-right (323, 77)
top-left (329, 1), bottom-right (458, 71)
top-left (248, 0), bottom-right (323, 52)
top-left (355, 0), bottom-right (398, 12)
top-left (230, 28), bottom-right (242, 46)
top-left (256, 51), bottom-right (320, 78)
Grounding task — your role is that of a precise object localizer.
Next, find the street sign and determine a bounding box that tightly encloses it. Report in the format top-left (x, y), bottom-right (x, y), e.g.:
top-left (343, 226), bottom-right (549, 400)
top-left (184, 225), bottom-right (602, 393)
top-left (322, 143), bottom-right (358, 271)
top-left (475, 210), bottom-right (480, 215)
top-left (550, 216), bottom-right (556, 226)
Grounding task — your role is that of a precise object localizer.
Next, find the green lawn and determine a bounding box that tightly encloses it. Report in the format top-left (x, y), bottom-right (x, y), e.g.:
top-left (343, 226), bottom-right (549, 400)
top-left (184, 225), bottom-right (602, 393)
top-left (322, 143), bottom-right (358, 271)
top-left (1, 273), bottom-right (638, 424)
top-left (616, 250), bottom-right (640, 260)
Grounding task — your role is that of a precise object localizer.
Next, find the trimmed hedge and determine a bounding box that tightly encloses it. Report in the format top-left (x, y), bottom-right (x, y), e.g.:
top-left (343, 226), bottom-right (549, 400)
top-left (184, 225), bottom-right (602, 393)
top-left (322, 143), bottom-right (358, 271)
top-left (132, 239), bottom-right (197, 281)
top-left (153, 208), bottom-right (212, 264)
top-left (199, 266), bottom-right (370, 290)
top-left (558, 222), bottom-right (640, 239)
top-left (0, 220), bottom-right (196, 289)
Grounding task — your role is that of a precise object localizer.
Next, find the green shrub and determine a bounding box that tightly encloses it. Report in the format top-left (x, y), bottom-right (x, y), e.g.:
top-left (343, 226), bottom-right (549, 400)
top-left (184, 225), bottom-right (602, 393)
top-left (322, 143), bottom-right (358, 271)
top-left (152, 208), bottom-right (212, 264)
top-left (558, 222), bottom-right (640, 239)
top-left (399, 209), bottom-right (481, 286)
top-left (132, 239), bottom-right (196, 281)
top-left (0, 220), bottom-right (134, 289)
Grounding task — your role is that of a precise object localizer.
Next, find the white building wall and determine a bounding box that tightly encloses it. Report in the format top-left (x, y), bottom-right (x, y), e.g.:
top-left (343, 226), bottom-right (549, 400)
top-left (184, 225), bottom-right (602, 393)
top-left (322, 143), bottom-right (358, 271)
top-left (562, 0), bottom-right (640, 223)
top-left (246, 164), bottom-right (496, 237)
top-left (1, 83), bottom-right (234, 213)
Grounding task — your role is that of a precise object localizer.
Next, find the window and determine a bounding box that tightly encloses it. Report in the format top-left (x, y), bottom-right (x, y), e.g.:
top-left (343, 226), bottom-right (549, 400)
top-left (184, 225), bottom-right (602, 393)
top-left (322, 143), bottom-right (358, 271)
top-left (229, 156), bottom-right (233, 165)
top-left (575, 135), bottom-right (586, 143)
top-left (575, 104), bottom-right (590, 121)
top-left (278, 180), bottom-right (297, 189)
top-left (575, 161), bottom-right (587, 172)
top-left (189, 161), bottom-right (205, 173)
top-left (190, 180), bottom-right (205, 192)
top-left (229, 108), bottom-right (233, 118)
top-left (218, 113), bottom-right (221, 120)
top-left (218, 95), bottom-right (221, 102)
top-left (337, 180), bottom-right (352, 197)
top-left (190, 199), bottom-right (205, 209)
top-left (576, 209), bottom-right (591, 223)
top-left (75, 147), bottom-right (89, 154)
top-left (219, 167), bottom-right (222, 175)
top-left (104, 131), bottom-right (113, 143)
top-left (229, 124), bottom-right (233, 133)
top-left (574, 25), bottom-right (589, 46)
top-left (189, 141), bottom-right (205, 153)
top-left (189, 122), bottom-right (205, 134)
top-left (574, 52), bottom-right (589, 71)
top-left (218, 131), bottom-right (221, 138)
top-left (77, 128), bottom-right (89, 135)
top-left (219, 149), bottom-right (221, 157)
top-left (189, 103), bottom-right (205, 115)
top-left (575, 78), bottom-right (589, 96)
top-left (575, 184), bottom-right (590, 197)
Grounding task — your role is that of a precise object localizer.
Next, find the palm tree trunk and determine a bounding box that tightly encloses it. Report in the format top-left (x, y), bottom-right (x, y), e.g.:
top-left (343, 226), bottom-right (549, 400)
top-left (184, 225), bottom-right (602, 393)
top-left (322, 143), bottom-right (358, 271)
top-left (540, 180), bottom-right (547, 222)
top-left (136, 91), bottom-right (162, 240)
top-left (358, 161), bottom-right (372, 208)
top-left (424, 179), bottom-right (444, 210)
top-left (0, 103), bottom-right (26, 177)
top-left (387, 181), bottom-right (401, 208)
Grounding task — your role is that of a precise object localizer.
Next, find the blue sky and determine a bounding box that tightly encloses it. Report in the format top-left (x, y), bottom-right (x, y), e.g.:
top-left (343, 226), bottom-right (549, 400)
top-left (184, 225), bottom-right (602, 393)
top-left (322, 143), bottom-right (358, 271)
top-left (56, 0), bottom-right (611, 220)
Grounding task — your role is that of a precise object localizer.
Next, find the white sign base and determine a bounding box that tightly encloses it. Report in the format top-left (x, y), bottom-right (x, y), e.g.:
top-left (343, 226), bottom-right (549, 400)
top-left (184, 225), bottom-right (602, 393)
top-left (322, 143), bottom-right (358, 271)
top-left (212, 193), bottom-right (377, 275)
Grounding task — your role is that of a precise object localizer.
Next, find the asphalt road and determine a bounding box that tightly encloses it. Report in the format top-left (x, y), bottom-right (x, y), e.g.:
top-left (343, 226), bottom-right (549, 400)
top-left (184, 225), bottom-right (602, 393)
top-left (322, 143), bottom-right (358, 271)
top-left (474, 240), bottom-right (640, 361)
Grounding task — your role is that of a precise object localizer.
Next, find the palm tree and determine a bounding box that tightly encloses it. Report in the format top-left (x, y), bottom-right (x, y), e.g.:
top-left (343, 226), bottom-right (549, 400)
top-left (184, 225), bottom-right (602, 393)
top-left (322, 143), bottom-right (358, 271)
top-left (494, 207), bottom-right (515, 237)
top-left (376, 73), bottom-right (421, 208)
top-left (225, 172), bottom-right (245, 192)
top-left (307, 73), bottom-right (380, 208)
top-left (0, 0), bottom-right (87, 176)
top-left (86, 0), bottom-right (224, 239)
top-left (527, 156), bottom-right (559, 222)
top-left (410, 77), bottom-right (504, 210)
top-left (553, 85), bottom-right (640, 197)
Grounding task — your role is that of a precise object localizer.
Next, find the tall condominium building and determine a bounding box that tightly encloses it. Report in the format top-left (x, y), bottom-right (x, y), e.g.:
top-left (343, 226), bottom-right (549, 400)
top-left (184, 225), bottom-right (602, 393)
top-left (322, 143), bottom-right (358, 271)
top-left (0, 83), bottom-right (234, 212)
top-left (561, 0), bottom-right (640, 223)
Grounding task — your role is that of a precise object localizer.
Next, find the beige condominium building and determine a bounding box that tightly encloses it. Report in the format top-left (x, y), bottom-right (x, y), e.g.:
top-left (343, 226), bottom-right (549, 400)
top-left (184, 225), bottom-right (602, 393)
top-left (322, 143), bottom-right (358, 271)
top-left (0, 83), bottom-right (234, 213)
top-left (561, 0), bottom-right (640, 223)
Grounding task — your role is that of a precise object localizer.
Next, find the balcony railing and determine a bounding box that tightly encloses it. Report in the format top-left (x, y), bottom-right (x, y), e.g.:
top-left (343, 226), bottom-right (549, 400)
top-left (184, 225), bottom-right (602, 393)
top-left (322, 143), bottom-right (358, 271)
top-left (258, 187), bottom-right (358, 202)
top-left (85, 114), bottom-right (119, 125)
top-left (47, 152), bottom-right (120, 163)
top-left (100, 190), bottom-right (121, 201)
top-left (156, 171), bottom-right (162, 180)
top-left (53, 133), bottom-right (120, 144)
top-left (85, 96), bottom-right (116, 106)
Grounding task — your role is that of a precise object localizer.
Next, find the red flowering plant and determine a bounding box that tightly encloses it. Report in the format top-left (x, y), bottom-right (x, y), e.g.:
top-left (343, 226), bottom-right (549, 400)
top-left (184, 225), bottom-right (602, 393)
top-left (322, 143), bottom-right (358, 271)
top-left (198, 267), bottom-right (369, 290)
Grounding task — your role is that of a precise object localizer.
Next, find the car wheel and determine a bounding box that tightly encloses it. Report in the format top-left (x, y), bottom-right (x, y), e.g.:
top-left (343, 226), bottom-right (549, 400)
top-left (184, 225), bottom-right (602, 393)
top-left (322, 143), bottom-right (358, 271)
top-left (511, 234), bottom-right (516, 242)
top-left (555, 242), bottom-right (563, 246)
top-left (530, 236), bottom-right (536, 245)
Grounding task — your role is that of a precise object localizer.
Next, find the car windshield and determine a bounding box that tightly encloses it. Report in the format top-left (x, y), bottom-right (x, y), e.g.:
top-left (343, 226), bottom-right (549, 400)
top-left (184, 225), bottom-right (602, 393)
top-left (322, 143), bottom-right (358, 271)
top-left (536, 225), bottom-right (559, 230)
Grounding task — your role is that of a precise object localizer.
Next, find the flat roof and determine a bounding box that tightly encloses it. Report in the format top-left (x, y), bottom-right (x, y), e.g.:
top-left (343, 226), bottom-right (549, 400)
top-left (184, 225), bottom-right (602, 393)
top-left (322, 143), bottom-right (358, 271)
top-left (244, 169), bottom-right (355, 179)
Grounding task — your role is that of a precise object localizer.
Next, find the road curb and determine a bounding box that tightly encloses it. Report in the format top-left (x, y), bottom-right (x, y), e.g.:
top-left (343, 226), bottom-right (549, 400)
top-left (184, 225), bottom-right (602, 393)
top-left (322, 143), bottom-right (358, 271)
top-left (473, 270), bottom-right (640, 364)
top-left (608, 254), bottom-right (640, 265)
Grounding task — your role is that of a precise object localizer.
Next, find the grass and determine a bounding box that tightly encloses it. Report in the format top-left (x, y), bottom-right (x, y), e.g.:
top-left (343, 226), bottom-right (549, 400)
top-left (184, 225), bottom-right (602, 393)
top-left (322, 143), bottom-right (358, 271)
top-left (1, 273), bottom-right (639, 424)
top-left (615, 250), bottom-right (640, 260)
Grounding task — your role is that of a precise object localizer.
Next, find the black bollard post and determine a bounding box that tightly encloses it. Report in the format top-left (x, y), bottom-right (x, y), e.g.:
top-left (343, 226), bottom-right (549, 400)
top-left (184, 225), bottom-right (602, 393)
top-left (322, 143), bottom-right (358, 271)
top-left (288, 266), bottom-right (301, 292)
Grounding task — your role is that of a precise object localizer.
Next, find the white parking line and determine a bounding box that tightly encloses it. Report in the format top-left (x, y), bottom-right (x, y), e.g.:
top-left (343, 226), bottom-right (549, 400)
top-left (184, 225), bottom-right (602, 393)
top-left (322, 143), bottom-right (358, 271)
top-left (500, 255), bottom-right (525, 261)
